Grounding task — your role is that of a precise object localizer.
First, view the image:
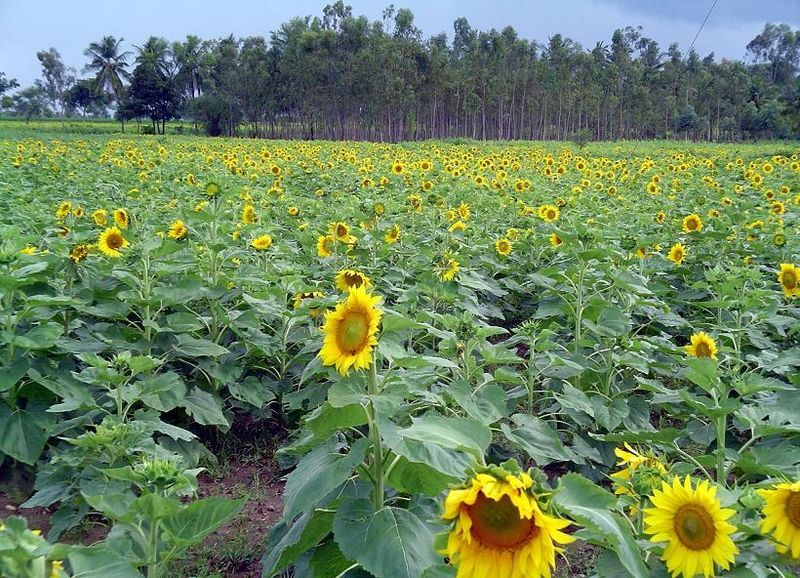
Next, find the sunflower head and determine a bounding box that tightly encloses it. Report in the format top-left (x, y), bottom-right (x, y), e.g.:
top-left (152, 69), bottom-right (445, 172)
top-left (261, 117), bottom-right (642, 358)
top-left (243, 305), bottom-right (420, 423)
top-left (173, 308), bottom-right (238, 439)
top-left (440, 256), bottom-right (460, 281)
top-left (92, 209), bottom-right (108, 227)
top-left (329, 221), bottom-right (356, 244)
top-left (611, 443), bottom-right (667, 498)
top-left (69, 244), bottom-right (91, 263)
top-left (757, 479), bottom-right (800, 558)
top-left (778, 263), bottom-right (800, 298)
top-left (385, 225), bottom-right (400, 244)
top-left (319, 285), bottom-right (382, 375)
top-left (113, 208), bottom-right (130, 229)
top-left (549, 232), bottom-right (562, 248)
top-left (495, 238), bottom-right (513, 257)
top-left (167, 220), bottom-right (188, 240)
top-left (288, 206), bottom-right (300, 217)
top-left (644, 476), bottom-right (738, 578)
top-left (682, 214), bottom-right (703, 233)
top-left (685, 332), bottom-right (718, 360)
top-left (441, 465), bottom-right (574, 578)
top-left (316, 234), bottom-right (335, 258)
top-left (251, 234), bottom-right (273, 251)
top-left (242, 204), bottom-right (257, 225)
top-left (335, 269), bottom-right (371, 292)
top-left (98, 227), bottom-right (129, 258)
top-left (667, 242), bottom-right (686, 265)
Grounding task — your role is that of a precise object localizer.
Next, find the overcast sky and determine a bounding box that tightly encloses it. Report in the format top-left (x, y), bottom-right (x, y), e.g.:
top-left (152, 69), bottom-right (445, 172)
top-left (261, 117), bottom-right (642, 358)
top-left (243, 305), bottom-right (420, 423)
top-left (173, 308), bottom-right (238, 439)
top-left (1, 0), bottom-right (798, 89)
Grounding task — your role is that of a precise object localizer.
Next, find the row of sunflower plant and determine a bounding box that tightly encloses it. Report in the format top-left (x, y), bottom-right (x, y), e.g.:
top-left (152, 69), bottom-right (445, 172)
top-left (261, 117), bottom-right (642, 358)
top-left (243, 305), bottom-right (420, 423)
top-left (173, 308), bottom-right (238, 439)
top-left (0, 134), bottom-right (798, 577)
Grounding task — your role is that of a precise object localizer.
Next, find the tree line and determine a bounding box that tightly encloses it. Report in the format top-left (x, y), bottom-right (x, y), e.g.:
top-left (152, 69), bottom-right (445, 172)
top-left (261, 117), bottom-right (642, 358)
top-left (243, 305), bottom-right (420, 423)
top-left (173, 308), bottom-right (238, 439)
top-left (1, 2), bottom-right (799, 141)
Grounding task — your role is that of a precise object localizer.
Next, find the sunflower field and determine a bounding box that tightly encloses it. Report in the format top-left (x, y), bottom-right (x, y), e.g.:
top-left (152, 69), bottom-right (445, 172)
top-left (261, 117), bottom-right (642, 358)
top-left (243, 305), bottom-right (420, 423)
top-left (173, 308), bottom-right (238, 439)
top-left (0, 132), bottom-right (799, 578)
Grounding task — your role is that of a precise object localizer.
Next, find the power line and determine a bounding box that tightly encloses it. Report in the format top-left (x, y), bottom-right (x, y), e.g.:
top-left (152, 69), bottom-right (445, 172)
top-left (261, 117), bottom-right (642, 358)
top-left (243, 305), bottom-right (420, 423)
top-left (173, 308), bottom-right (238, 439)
top-left (687, 0), bottom-right (719, 56)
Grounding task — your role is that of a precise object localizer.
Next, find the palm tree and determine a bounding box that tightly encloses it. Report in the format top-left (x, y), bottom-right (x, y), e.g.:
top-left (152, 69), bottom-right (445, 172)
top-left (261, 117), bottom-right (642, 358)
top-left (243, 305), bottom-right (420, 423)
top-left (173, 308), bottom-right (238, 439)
top-left (83, 36), bottom-right (132, 102)
top-left (134, 37), bottom-right (172, 77)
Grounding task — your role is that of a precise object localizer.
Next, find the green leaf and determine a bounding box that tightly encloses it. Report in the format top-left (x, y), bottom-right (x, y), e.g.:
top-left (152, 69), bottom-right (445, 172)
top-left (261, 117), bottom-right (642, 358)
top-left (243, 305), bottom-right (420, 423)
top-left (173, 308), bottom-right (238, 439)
top-left (501, 413), bottom-right (581, 465)
top-left (283, 438), bottom-right (369, 521)
top-left (261, 509), bottom-right (335, 576)
top-left (288, 402), bottom-right (369, 453)
top-left (684, 358), bottom-right (719, 393)
top-left (161, 497), bottom-right (245, 546)
top-left (446, 379), bottom-right (508, 425)
top-left (0, 405), bottom-right (47, 465)
top-left (400, 415), bottom-right (490, 460)
top-left (11, 322), bottom-right (64, 350)
top-left (553, 473), bottom-right (648, 578)
top-left (68, 546), bottom-right (143, 578)
top-left (182, 388), bottom-right (228, 426)
top-left (228, 376), bottom-right (275, 409)
top-left (0, 358), bottom-right (30, 392)
top-left (127, 372), bottom-right (186, 412)
top-left (385, 456), bottom-right (456, 496)
top-left (173, 334), bottom-right (230, 357)
top-left (333, 498), bottom-right (437, 578)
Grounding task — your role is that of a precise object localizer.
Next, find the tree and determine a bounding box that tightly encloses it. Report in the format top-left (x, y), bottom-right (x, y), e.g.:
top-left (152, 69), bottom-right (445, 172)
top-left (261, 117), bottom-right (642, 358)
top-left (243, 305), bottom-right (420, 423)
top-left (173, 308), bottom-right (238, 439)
top-left (36, 48), bottom-right (75, 115)
top-left (67, 79), bottom-right (108, 116)
top-left (83, 36), bottom-right (132, 102)
top-left (12, 86), bottom-right (48, 120)
top-left (125, 63), bottom-right (181, 134)
top-left (0, 72), bottom-right (19, 97)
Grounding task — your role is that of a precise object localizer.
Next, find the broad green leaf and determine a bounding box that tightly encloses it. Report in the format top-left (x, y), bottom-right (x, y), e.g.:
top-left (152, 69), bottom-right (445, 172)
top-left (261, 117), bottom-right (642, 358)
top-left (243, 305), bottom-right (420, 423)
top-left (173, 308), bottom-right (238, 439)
top-left (11, 322), bottom-right (64, 350)
top-left (333, 498), bottom-right (437, 578)
top-left (684, 358), bottom-right (719, 393)
top-left (161, 497), bottom-right (245, 546)
top-left (173, 334), bottom-right (230, 357)
top-left (182, 388), bottom-right (228, 426)
top-left (400, 415), bottom-right (490, 460)
top-left (283, 438), bottom-right (369, 521)
top-left (554, 473), bottom-right (647, 578)
top-left (228, 376), bottom-right (276, 409)
top-left (0, 358), bottom-right (30, 392)
top-left (446, 379), bottom-right (508, 425)
top-left (261, 509), bottom-right (335, 576)
top-left (68, 546), bottom-right (143, 578)
top-left (287, 402), bottom-right (368, 453)
top-left (501, 413), bottom-right (581, 465)
top-left (127, 371), bottom-right (186, 412)
top-left (0, 405), bottom-right (47, 465)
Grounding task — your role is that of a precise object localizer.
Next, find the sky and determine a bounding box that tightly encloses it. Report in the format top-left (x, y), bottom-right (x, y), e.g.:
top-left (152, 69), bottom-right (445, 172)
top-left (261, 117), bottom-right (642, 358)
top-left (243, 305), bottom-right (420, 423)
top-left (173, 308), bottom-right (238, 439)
top-left (1, 0), bottom-right (798, 90)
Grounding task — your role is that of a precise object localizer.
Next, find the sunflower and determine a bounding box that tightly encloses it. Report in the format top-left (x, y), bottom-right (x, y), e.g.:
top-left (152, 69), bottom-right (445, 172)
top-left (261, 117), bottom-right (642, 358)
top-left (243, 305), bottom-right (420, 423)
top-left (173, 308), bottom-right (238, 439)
top-left (56, 201), bottom-right (71, 220)
top-left (242, 204), bottom-right (257, 225)
top-left (167, 220), bottom-right (188, 240)
top-left (408, 194), bottom-right (422, 213)
top-left (294, 290), bottom-right (325, 318)
top-left (538, 204), bottom-right (560, 223)
top-left (69, 244), bottom-right (91, 263)
top-left (92, 209), bottom-right (108, 227)
top-left (373, 202), bottom-right (385, 216)
top-left (685, 332), bottom-right (718, 359)
top-left (549, 233), bottom-right (562, 248)
top-left (97, 227), bottom-right (129, 258)
top-left (667, 243), bottom-right (686, 265)
top-left (385, 224), bottom-right (400, 244)
top-left (458, 202), bottom-right (471, 220)
top-left (319, 285), bottom-right (382, 375)
top-left (682, 214), bottom-right (703, 233)
top-left (611, 443), bottom-right (667, 498)
top-left (441, 470), bottom-right (574, 578)
top-left (204, 182), bottom-right (220, 196)
top-left (449, 220), bottom-right (467, 233)
top-left (251, 234), bottom-right (272, 251)
top-left (778, 263), bottom-right (800, 298)
top-left (391, 161), bottom-right (405, 175)
top-left (495, 238), bottom-right (513, 256)
top-left (20, 245), bottom-right (37, 255)
top-left (72, 207), bottom-right (85, 219)
top-left (656, 211), bottom-right (667, 224)
top-left (757, 480), bottom-right (800, 558)
top-left (317, 234), bottom-right (335, 258)
top-left (288, 206), bottom-right (300, 217)
top-left (329, 222), bottom-right (356, 244)
top-left (441, 257), bottom-right (460, 281)
top-left (335, 269), bottom-right (371, 292)
top-left (113, 208), bottom-right (130, 229)
top-left (644, 476), bottom-right (737, 578)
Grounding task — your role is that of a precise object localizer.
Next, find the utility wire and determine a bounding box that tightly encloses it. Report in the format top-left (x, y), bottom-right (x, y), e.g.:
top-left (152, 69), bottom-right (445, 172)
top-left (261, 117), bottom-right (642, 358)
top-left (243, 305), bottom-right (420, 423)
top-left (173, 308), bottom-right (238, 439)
top-left (687, 0), bottom-right (720, 56)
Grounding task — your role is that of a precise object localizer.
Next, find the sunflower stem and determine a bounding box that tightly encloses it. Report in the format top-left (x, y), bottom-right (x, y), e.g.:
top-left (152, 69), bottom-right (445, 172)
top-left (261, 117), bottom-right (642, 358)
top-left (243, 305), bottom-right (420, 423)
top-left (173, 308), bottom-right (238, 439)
top-left (367, 360), bottom-right (384, 510)
top-left (715, 414), bottom-right (726, 486)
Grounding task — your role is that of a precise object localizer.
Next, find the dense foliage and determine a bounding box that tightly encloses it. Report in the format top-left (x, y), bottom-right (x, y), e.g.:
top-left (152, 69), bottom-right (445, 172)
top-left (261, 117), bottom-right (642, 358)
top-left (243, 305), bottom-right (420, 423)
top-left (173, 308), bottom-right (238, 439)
top-left (0, 128), bottom-right (799, 577)
top-left (2, 3), bottom-right (800, 140)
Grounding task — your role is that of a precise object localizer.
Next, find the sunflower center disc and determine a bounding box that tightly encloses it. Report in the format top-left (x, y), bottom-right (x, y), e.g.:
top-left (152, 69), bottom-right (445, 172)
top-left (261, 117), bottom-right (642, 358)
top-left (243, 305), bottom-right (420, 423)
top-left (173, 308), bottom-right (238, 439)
top-left (784, 272), bottom-right (797, 290)
top-left (339, 312), bottom-right (369, 353)
top-left (466, 493), bottom-right (538, 550)
top-left (345, 273), bottom-right (363, 288)
top-left (108, 234), bottom-right (123, 250)
top-left (786, 491), bottom-right (800, 528)
top-left (695, 342), bottom-right (712, 357)
top-left (674, 504), bottom-right (715, 551)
